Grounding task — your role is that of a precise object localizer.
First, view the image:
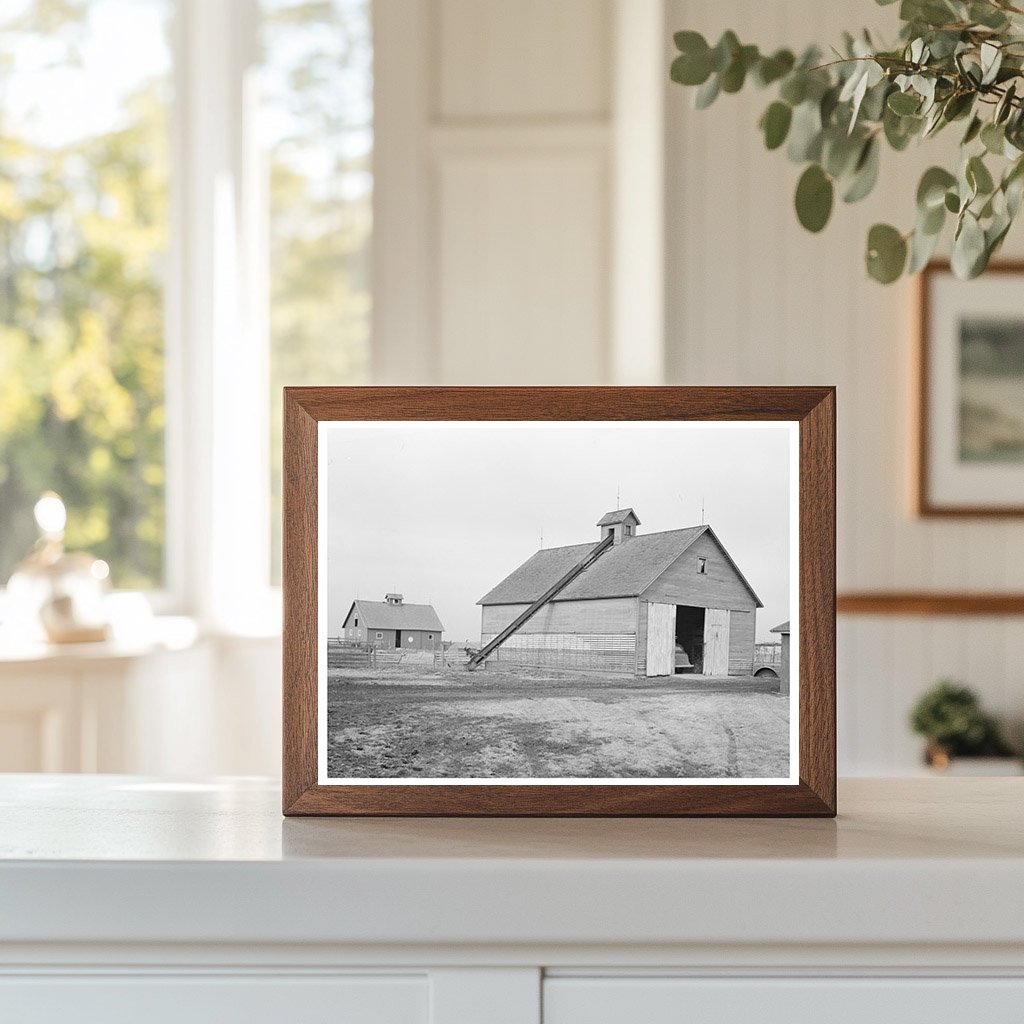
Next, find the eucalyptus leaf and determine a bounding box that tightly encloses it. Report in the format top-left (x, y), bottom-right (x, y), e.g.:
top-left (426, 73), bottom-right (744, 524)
top-left (694, 73), bottom-right (721, 109)
top-left (670, 4), bottom-right (1024, 283)
top-left (795, 164), bottom-right (834, 232)
top-left (962, 115), bottom-right (983, 145)
top-left (981, 121), bottom-right (1006, 155)
top-left (754, 49), bottom-right (795, 87)
top-left (951, 211), bottom-right (987, 278)
top-left (908, 221), bottom-right (942, 273)
top-left (967, 154), bottom-right (995, 195)
top-left (787, 101), bottom-right (823, 162)
top-left (760, 101), bottom-right (793, 150)
top-left (917, 166), bottom-right (957, 210)
top-left (842, 137), bottom-right (881, 203)
top-left (888, 90), bottom-right (921, 115)
top-left (866, 223), bottom-right (908, 283)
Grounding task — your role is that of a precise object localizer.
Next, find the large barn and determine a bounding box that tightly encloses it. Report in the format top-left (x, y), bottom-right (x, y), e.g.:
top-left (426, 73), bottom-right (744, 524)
top-left (476, 509), bottom-right (762, 677)
top-left (341, 593), bottom-right (444, 651)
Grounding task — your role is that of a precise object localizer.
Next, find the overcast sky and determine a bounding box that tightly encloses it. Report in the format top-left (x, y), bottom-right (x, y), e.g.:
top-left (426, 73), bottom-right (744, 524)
top-left (325, 423), bottom-right (794, 643)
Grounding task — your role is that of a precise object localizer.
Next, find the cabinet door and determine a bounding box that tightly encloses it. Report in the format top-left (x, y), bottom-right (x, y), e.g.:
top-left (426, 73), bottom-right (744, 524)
top-left (544, 977), bottom-right (1024, 1024)
top-left (0, 974), bottom-right (428, 1024)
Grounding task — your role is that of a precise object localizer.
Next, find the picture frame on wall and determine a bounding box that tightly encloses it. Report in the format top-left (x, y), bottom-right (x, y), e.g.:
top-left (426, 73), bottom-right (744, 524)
top-left (282, 387), bottom-right (836, 817)
top-left (918, 261), bottom-right (1024, 517)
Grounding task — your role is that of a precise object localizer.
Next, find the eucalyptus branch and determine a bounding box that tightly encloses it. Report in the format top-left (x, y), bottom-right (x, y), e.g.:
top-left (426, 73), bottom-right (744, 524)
top-left (670, 0), bottom-right (1024, 283)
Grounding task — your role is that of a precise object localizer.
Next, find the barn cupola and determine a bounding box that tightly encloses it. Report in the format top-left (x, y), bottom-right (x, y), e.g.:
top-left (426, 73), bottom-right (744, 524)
top-left (384, 592), bottom-right (404, 606)
top-left (596, 508), bottom-right (640, 545)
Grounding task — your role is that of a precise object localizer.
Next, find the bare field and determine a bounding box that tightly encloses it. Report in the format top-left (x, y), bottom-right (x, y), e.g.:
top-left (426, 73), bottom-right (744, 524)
top-left (326, 662), bottom-right (789, 779)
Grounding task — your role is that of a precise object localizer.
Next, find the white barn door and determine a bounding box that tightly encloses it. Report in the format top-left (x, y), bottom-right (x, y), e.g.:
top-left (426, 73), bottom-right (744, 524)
top-left (703, 609), bottom-right (731, 676)
top-left (645, 603), bottom-right (675, 677)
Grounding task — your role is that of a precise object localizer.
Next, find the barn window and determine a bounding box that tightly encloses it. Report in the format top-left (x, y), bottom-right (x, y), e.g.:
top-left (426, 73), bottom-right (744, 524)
top-left (428, 634), bottom-right (433, 640)
top-left (354, 617), bottom-right (359, 627)
top-left (375, 632), bottom-right (383, 639)
top-left (697, 557), bottom-right (707, 574)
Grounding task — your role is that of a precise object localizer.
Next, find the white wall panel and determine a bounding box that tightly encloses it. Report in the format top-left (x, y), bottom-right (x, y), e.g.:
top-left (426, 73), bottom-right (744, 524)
top-left (665, 0), bottom-right (1024, 774)
top-left (438, 0), bottom-right (610, 120)
top-left (437, 151), bottom-right (608, 384)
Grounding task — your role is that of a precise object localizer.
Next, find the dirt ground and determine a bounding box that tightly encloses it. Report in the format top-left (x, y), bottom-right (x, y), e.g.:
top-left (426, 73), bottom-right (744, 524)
top-left (326, 662), bottom-right (790, 779)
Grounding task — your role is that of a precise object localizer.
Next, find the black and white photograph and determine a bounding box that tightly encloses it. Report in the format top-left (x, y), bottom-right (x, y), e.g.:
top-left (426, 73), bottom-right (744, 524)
top-left (318, 421), bottom-right (798, 785)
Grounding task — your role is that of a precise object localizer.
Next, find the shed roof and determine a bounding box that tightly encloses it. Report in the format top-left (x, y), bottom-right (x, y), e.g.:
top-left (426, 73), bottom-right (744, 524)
top-left (478, 524), bottom-right (762, 607)
top-left (770, 620), bottom-right (790, 634)
top-left (344, 600), bottom-right (444, 632)
top-left (596, 507), bottom-right (641, 526)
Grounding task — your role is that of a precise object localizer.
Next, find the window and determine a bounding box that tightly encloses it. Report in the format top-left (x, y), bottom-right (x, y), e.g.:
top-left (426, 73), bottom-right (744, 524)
top-left (262, 0), bottom-right (372, 582)
top-left (375, 631), bottom-right (382, 639)
top-left (427, 633), bottom-right (432, 640)
top-left (697, 557), bottom-right (707, 574)
top-left (0, 0), bottom-right (373, 623)
top-left (0, 0), bottom-right (172, 589)
top-left (354, 617), bottom-right (358, 627)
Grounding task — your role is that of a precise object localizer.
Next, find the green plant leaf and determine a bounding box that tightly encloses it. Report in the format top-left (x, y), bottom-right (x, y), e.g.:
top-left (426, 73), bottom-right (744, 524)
top-left (917, 166), bottom-right (957, 210)
top-left (779, 73), bottom-right (807, 106)
top-left (710, 30), bottom-right (740, 73)
top-left (671, 31), bottom-right (713, 86)
top-left (970, 2), bottom-right (1009, 29)
top-left (754, 49), bottom-right (795, 87)
top-left (951, 211), bottom-right (987, 278)
top-left (888, 90), bottom-right (921, 115)
top-left (795, 164), bottom-right (834, 232)
top-left (996, 82), bottom-right (1017, 125)
top-left (842, 136), bottom-right (880, 203)
top-left (981, 121), bottom-right (1005, 155)
top-left (760, 101), bottom-right (792, 150)
top-left (866, 223), bottom-right (907, 283)
top-left (908, 221), bottom-right (942, 273)
top-left (944, 190), bottom-right (960, 213)
top-left (962, 115), bottom-right (983, 145)
top-left (967, 154), bottom-right (995, 195)
top-left (721, 44), bottom-right (759, 92)
top-left (787, 101), bottom-right (823, 162)
top-left (694, 73), bottom-right (721, 109)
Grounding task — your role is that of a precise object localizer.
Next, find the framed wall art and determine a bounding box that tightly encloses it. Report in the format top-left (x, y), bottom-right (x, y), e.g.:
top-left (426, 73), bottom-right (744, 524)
top-left (282, 387), bottom-right (836, 816)
top-left (918, 261), bottom-right (1024, 517)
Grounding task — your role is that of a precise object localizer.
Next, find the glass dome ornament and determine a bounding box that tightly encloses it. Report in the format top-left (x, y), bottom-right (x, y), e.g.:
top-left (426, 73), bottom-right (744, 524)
top-left (5, 492), bottom-right (111, 644)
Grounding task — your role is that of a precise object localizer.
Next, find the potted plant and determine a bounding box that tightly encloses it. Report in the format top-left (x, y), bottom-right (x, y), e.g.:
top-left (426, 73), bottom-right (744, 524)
top-left (670, 0), bottom-right (1024, 283)
top-left (909, 680), bottom-right (1019, 772)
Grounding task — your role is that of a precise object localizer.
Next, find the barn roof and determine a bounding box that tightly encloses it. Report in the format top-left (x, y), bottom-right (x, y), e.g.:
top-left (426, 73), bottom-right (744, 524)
top-left (344, 600), bottom-right (444, 632)
top-left (770, 620), bottom-right (790, 634)
top-left (479, 524), bottom-right (761, 606)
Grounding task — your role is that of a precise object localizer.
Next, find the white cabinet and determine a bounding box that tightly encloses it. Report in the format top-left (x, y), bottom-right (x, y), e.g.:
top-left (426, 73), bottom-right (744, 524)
top-left (1, 778), bottom-right (1023, 1024)
top-left (1, 975), bottom-right (428, 1024)
top-left (544, 977), bottom-right (1024, 1024)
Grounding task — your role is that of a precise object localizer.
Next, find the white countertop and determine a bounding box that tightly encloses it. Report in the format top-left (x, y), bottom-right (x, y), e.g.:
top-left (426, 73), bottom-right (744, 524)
top-left (2, 775), bottom-right (1023, 952)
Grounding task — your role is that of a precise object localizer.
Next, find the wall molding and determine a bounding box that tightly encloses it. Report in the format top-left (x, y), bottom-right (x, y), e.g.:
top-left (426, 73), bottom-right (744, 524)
top-left (838, 593), bottom-right (1024, 616)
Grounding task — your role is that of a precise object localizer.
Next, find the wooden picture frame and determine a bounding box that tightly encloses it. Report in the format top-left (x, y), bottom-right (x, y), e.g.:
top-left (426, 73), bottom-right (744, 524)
top-left (283, 387), bottom-right (836, 817)
top-left (917, 260), bottom-right (1024, 517)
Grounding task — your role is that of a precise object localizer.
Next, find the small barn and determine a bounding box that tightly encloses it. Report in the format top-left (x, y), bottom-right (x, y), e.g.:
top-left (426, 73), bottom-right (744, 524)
top-left (770, 619), bottom-right (791, 695)
top-left (341, 593), bottom-right (444, 651)
top-left (476, 509), bottom-right (762, 677)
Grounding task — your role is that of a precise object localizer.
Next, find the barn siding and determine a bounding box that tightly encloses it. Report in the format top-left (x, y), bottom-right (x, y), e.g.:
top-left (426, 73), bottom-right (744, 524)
top-left (363, 628), bottom-right (441, 650)
top-left (641, 532), bottom-right (758, 612)
top-left (482, 632), bottom-right (637, 674)
top-left (635, 597), bottom-right (648, 675)
top-left (728, 609), bottom-right (756, 675)
top-left (480, 597), bottom-right (638, 636)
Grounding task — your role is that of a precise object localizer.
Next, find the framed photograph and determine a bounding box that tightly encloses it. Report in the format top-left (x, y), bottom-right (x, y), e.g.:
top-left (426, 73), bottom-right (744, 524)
top-left (283, 387), bottom-right (835, 816)
top-left (918, 261), bottom-right (1024, 517)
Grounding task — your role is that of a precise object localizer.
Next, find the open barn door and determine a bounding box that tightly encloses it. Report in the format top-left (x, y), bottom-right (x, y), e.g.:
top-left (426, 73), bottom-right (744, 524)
top-left (703, 608), bottom-right (730, 676)
top-left (645, 602), bottom-right (675, 677)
